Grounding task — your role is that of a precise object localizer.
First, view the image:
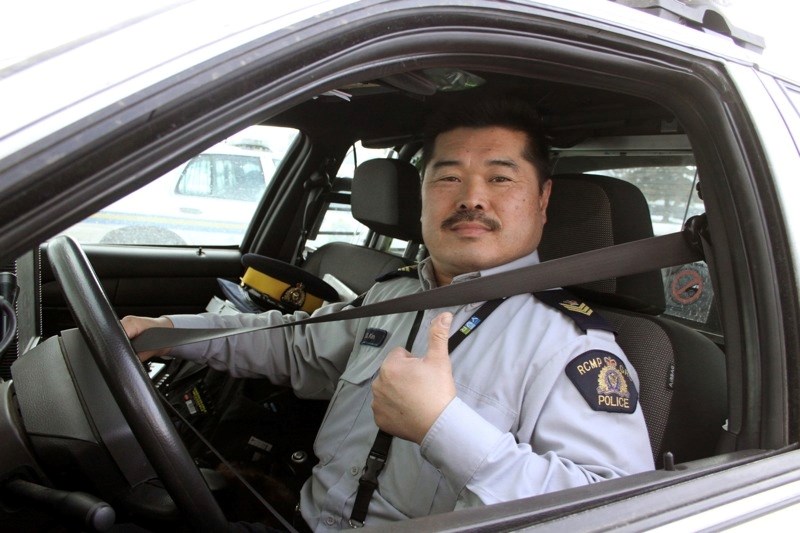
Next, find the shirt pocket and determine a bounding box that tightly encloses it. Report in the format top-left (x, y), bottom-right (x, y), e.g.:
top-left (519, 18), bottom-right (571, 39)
top-left (313, 346), bottom-right (385, 462)
top-left (381, 440), bottom-right (455, 517)
top-left (455, 383), bottom-right (519, 433)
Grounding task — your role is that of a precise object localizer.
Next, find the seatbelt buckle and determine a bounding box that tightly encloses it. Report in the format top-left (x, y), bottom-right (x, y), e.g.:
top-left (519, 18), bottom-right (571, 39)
top-left (349, 430), bottom-right (393, 527)
top-left (359, 451), bottom-right (387, 487)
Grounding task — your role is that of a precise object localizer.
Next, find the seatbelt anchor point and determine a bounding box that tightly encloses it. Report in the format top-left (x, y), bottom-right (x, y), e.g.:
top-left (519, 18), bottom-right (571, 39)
top-left (683, 214), bottom-right (709, 259)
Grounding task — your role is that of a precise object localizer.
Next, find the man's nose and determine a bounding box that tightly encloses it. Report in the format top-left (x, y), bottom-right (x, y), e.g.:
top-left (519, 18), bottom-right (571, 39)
top-left (457, 178), bottom-right (487, 210)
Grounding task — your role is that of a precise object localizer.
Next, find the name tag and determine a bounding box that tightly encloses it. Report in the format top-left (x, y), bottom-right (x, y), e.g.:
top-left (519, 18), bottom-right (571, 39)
top-left (360, 328), bottom-right (388, 347)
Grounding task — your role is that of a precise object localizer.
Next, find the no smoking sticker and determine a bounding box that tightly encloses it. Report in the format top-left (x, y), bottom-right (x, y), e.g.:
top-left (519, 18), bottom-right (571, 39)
top-left (670, 268), bottom-right (703, 305)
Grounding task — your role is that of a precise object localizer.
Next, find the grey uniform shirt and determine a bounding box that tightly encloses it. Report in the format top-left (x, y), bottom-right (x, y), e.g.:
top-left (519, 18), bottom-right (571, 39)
top-left (168, 250), bottom-right (654, 530)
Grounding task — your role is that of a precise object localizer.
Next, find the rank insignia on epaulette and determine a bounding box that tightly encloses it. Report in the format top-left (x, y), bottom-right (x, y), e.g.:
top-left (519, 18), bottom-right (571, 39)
top-left (565, 350), bottom-right (638, 414)
top-left (375, 264), bottom-right (419, 282)
top-left (532, 290), bottom-right (615, 333)
top-left (559, 300), bottom-right (593, 316)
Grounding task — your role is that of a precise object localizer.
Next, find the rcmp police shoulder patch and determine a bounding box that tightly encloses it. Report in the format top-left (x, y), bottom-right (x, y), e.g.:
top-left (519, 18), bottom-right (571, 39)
top-left (375, 264), bottom-right (419, 282)
top-left (565, 350), bottom-right (639, 414)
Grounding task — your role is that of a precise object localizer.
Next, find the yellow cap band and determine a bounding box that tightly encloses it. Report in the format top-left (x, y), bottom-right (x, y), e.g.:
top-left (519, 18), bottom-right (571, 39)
top-left (240, 267), bottom-right (325, 313)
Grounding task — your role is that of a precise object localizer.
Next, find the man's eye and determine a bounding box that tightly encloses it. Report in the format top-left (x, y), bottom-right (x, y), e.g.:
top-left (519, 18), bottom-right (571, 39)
top-left (491, 176), bottom-right (512, 182)
top-left (437, 175), bottom-right (460, 182)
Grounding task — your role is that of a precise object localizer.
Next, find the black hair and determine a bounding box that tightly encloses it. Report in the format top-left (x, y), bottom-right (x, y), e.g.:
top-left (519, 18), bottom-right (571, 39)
top-left (421, 96), bottom-right (551, 189)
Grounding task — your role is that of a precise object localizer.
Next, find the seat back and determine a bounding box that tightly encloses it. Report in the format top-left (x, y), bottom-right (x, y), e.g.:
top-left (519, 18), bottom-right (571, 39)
top-left (540, 173), bottom-right (726, 467)
top-left (302, 159), bottom-right (422, 295)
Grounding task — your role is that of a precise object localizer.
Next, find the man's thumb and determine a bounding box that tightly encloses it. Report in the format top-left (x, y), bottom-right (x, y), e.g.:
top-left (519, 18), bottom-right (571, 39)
top-left (427, 312), bottom-right (452, 358)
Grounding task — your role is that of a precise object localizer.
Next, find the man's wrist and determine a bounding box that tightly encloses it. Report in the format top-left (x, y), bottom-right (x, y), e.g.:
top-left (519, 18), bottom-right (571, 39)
top-left (415, 395), bottom-right (456, 445)
top-left (420, 397), bottom-right (505, 491)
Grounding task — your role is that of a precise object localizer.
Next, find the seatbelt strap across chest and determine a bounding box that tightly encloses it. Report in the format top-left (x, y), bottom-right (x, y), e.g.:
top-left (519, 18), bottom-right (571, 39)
top-left (132, 229), bottom-right (703, 353)
top-left (348, 298), bottom-right (507, 528)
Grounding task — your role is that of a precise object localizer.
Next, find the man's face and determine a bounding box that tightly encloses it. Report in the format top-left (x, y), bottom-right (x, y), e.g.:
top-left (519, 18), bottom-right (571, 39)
top-left (421, 126), bottom-right (551, 285)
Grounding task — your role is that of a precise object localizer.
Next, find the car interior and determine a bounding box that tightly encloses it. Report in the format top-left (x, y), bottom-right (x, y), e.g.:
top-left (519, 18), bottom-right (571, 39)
top-left (1, 28), bottom-right (792, 528)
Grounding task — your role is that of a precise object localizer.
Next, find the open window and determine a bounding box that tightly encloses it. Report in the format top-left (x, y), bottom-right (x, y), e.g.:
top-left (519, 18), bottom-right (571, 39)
top-left (57, 126), bottom-right (299, 246)
top-left (304, 141), bottom-right (404, 255)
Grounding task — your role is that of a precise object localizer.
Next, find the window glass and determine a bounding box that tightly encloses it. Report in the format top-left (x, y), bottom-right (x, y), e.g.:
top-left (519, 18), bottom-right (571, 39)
top-left (175, 154), bottom-right (268, 201)
top-left (307, 201), bottom-right (371, 250)
top-left (177, 156), bottom-right (213, 196)
top-left (599, 165), bottom-right (717, 332)
top-left (58, 125), bottom-right (298, 246)
top-left (304, 142), bottom-right (401, 253)
top-left (600, 165), bottom-right (702, 236)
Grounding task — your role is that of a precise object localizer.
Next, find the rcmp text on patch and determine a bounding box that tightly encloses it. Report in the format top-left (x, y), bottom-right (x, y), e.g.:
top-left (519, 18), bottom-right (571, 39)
top-left (565, 350), bottom-right (639, 414)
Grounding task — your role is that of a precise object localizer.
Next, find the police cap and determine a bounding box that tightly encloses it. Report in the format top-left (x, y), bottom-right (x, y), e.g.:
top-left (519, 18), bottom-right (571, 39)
top-left (235, 254), bottom-right (339, 313)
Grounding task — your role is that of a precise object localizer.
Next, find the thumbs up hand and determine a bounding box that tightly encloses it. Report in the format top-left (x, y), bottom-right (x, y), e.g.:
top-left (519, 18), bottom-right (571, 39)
top-left (372, 313), bottom-right (457, 444)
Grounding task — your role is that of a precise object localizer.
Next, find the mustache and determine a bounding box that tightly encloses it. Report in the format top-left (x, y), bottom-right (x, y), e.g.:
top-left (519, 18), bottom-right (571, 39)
top-left (440, 209), bottom-right (501, 231)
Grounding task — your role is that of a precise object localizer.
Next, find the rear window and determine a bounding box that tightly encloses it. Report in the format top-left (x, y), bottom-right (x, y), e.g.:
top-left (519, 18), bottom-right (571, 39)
top-left (175, 153), bottom-right (267, 201)
top-left (304, 142), bottom-right (404, 254)
top-left (600, 165), bottom-right (702, 236)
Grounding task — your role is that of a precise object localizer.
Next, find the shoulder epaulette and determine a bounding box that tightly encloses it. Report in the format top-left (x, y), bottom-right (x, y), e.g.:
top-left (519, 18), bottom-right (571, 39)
top-left (533, 289), bottom-right (616, 334)
top-left (375, 264), bottom-right (419, 282)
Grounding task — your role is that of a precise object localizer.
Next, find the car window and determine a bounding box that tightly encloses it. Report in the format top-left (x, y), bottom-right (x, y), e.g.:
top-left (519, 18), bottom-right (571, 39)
top-left (304, 142), bottom-right (403, 254)
top-left (175, 153), bottom-right (267, 201)
top-left (596, 165), bottom-right (718, 335)
top-left (594, 165), bottom-right (702, 236)
top-left (58, 125), bottom-right (298, 246)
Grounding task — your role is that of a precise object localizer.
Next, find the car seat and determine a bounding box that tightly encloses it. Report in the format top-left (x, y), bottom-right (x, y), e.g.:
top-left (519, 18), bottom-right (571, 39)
top-left (302, 159), bottom-right (423, 295)
top-left (539, 173), bottom-right (727, 468)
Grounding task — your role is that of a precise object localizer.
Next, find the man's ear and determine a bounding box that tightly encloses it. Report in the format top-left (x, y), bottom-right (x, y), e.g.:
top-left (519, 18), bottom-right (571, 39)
top-left (539, 178), bottom-right (553, 212)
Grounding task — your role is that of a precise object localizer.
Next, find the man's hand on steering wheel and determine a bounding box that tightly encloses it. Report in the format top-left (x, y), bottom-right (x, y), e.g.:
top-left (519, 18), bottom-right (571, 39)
top-left (121, 315), bottom-right (175, 361)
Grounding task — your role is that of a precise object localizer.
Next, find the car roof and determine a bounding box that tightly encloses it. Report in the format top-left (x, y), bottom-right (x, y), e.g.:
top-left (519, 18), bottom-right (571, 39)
top-left (0, 0), bottom-right (776, 163)
top-left (0, 0), bottom-right (350, 161)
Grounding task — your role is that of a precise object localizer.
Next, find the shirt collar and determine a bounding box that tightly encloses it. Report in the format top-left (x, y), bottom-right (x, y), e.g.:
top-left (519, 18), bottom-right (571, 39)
top-left (418, 250), bottom-right (541, 289)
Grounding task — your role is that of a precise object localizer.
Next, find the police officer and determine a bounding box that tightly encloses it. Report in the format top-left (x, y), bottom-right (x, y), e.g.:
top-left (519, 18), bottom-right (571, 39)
top-left (123, 97), bottom-right (654, 530)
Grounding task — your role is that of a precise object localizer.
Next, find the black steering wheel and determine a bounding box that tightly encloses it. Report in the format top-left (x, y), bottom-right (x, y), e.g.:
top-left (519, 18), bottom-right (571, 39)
top-left (47, 236), bottom-right (228, 532)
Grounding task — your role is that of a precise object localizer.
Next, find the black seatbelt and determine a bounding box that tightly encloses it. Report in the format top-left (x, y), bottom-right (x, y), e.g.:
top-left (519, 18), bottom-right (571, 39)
top-left (349, 430), bottom-right (392, 528)
top-left (290, 171), bottom-right (330, 265)
top-left (348, 298), bottom-right (506, 528)
top-left (132, 229), bottom-right (703, 353)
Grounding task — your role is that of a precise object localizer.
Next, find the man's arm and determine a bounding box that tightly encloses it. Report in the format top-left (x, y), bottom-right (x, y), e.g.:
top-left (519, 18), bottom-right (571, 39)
top-left (123, 302), bottom-right (359, 399)
top-left (372, 316), bottom-right (654, 504)
top-left (420, 390), bottom-right (652, 505)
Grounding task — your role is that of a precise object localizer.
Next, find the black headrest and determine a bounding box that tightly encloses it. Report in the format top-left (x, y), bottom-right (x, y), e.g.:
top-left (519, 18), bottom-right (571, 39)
top-left (539, 173), bottom-right (666, 314)
top-left (351, 159), bottom-right (423, 243)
